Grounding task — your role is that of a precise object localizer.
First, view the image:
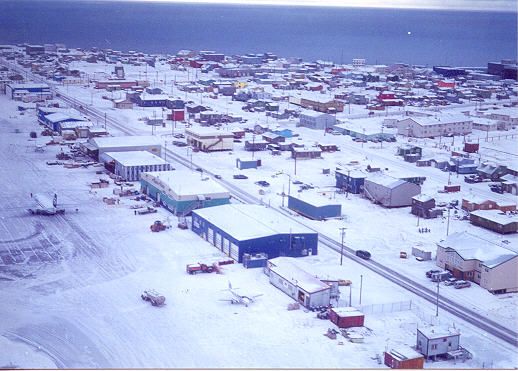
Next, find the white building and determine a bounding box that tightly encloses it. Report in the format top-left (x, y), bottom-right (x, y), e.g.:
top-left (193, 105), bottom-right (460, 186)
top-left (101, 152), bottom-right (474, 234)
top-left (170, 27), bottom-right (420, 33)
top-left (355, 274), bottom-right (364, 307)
top-left (86, 135), bottom-right (162, 160)
top-left (100, 151), bottom-right (172, 181)
top-left (185, 127), bottom-right (234, 152)
top-left (364, 174), bottom-right (421, 207)
top-left (298, 110), bottom-right (336, 130)
top-left (396, 115), bottom-right (473, 138)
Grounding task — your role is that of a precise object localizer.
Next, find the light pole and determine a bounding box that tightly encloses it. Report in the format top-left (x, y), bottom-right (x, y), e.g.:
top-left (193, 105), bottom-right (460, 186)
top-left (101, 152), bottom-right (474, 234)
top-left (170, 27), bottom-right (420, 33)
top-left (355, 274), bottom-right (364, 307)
top-left (359, 274), bottom-right (363, 305)
top-left (435, 278), bottom-right (440, 317)
top-left (339, 227), bottom-right (346, 266)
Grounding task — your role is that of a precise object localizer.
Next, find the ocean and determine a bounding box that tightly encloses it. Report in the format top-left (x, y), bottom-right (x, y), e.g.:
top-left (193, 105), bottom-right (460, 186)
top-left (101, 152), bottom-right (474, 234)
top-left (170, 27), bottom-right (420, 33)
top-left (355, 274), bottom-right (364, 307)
top-left (0, 0), bottom-right (516, 67)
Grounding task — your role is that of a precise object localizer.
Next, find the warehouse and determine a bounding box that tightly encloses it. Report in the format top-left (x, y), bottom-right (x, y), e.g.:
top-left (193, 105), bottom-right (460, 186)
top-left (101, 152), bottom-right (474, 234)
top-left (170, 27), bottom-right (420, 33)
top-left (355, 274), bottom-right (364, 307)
top-left (363, 174), bottom-right (421, 208)
top-left (141, 170), bottom-right (230, 216)
top-left (265, 257), bottom-right (331, 308)
top-left (101, 151), bottom-right (172, 181)
top-left (85, 135), bottom-right (162, 160)
top-left (288, 194), bottom-right (341, 220)
top-left (6, 83), bottom-right (52, 101)
top-left (191, 204), bottom-right (318, 262)
top-left (41, 112), bottom-right (88, 132)
top-left (185, 127), bottom-right (234, 152)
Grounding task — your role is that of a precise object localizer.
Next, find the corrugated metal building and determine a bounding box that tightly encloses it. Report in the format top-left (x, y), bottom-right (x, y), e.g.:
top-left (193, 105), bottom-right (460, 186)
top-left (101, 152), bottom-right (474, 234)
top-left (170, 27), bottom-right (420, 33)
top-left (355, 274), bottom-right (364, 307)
top-left (364, 174), bottom-right (421, 207)
top-left (329, 307), bottom-right (365, 328)
top-left (288, 194), bottom-right (341, 220)
top-left (101, 151), bottom-right (172, 181)
top-left (86, 135), bottom-right (162, 160)
top-left (416, 327), bottom-right (460, 361)
top-left (384, 347), bottom-right (424, 369)
top-left (191, 204), bottom-right (318, 262)
top-left (141, 170), bottom-right (230, 216)
top-left (335, 169), bottom-right (366, 194)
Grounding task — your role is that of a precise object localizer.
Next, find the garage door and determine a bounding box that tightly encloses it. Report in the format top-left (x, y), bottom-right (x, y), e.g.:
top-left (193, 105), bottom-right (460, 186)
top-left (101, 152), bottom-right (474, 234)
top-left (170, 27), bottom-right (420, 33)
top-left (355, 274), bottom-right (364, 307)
top-left (215, 233), bottom-right (222, 250)
top-left (230, 243), bottom-right (239, 261)
top-left (207, 228), bottom-right (214, 244)
top-left (222, 238), bottom-right (230, 256)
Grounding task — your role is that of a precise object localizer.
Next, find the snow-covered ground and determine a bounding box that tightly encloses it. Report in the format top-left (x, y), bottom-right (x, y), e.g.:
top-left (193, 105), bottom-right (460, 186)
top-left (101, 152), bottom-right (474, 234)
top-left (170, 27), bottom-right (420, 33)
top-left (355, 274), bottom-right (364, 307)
top-left (1, 59), bottom-right (517, 368)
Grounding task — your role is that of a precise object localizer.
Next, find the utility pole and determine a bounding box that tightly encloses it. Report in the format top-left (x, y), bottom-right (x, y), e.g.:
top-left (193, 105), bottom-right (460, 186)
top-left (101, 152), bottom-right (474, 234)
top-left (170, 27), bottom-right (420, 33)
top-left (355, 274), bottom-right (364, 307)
top-left (294, 155), bottom-right (297, 175)
top-left (446, 206), bottom-right (451, 236)
top-left (359, 274), bottom-right (363, 305)
top-left (339, 227), bottom-right (346, 266)
top-left (435, 279), bottom-right (440, 317)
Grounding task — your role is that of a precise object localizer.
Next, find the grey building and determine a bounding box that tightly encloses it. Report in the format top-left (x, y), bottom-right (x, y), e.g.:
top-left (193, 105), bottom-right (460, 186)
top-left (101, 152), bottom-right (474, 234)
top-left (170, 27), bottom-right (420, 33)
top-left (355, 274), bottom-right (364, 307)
top-left (364, 174), bottom-right (421, 207)
top-left (298, 111), bottom-right (336, 130)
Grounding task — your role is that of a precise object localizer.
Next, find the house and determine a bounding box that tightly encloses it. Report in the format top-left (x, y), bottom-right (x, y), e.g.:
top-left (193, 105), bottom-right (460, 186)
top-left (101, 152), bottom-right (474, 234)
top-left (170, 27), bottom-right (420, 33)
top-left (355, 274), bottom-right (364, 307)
top-left (396, 116), bottom-right (472, 138)
top-left (135, 94), bottom-right (168, 107)
top-left (265, 257), bottom-right (330, 308)
top-left (185, 127), bottom-right (233, 152)
top-left (262, 132), bottom-right (285, 144)
top-left (397, 145), bottom-right (422, 157)
top-left (298, 111), bottom-right (336, 130)
top-left (329, 307), bottom-right (365, 329)
top-left (461, 196), bottom-right (516, 212)
top-left (140, 170), bottom-right (230, 216)
top-left (500, 174), bottom-right (518, 195)
top-left (318, 143), bottom-right (339, 152)
top-left (477, 162), bottom-right (508, 180)
top-left (363, 175), bottom-right (421, 208)
top-left (416, 326), bottom-right (461, 361)
top-left (113, 98), bottom-right (134, 109)
top-left (335, 169), bottom-right (367, 194)
top-left (384, 347), bottom-right (424, 369)
top-left (469, 210), bottom-right (518, 234)
top-left (411, 194), bottom-right (442, 219)
top-left (5, 83), bottom-right (52, 101)
top-left (295, 97), bottom-right (344, 113)
top-left (291, 147), bottom-right (322, 159)
top-left (191, 204), bottom-right (318, 262)
top-left (287, 194), bottom-right (341, 221)
top-left (436, 231), bottom-right (518, 293)
top-left (245, 140), bottom-right (269, 152)
top-left (100, 151), bottom-right (172, 181)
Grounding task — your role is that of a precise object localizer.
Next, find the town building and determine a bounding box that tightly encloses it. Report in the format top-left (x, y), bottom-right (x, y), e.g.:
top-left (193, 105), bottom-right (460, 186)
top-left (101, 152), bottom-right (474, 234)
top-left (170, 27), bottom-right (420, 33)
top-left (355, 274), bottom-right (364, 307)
top-left (185, 127), bottom-right (234, 152)
top-left (363, 175), bottom-right (421, 207)
top-left (436, 231), bottom-right (518, 294)
top-left (384, 347), bottom-right (424, 369)
top-left (298, 111), bottom-right (336, 130)
top-left (140, 170), bottom-right (230, 216)
top-left (191, 204), bottom-right (318, 262)
top-left (469, 210), bottom-right (518, 234)
top-left (84, 135), bottom-right (162, 160)
top-left (100, 151), bottom-right (172, 181)
top-left (5, 83), bottom-right (52, 101)
top-left (396, 116), bottom-right (472, 138)
top-left (335, 169), bottom-right (367, 194)
top-left (265, 257), bottom-right (330, 308)
top-left (416, 327), bottom-right (461, 361)
top-left (287, 194), bottom-right (341, 221)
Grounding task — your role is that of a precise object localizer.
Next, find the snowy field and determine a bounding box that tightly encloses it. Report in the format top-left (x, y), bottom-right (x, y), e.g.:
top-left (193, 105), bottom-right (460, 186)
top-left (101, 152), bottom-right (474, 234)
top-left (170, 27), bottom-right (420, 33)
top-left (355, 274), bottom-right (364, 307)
top-left (1, 60), bottom-right (517, 368)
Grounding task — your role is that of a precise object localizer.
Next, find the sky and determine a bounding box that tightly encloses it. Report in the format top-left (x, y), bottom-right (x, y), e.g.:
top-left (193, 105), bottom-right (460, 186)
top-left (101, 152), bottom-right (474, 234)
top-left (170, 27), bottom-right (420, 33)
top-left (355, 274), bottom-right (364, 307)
top-left (108, 0), bottom-right (517, 12)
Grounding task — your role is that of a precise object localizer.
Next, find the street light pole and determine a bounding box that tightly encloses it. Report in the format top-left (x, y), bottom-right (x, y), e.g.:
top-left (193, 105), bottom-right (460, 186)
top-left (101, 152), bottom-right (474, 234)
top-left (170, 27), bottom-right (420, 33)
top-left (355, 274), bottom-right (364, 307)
top-left (435, 279), bottom-right (440, 317)
top-left (359, 274), bottom-right (363, 305)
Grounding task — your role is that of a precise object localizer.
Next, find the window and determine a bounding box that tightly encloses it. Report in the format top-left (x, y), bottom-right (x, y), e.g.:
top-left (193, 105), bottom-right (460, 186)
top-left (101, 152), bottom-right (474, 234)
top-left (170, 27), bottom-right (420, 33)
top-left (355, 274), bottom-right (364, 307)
top-left (431, 344), bottom-right (437, 350)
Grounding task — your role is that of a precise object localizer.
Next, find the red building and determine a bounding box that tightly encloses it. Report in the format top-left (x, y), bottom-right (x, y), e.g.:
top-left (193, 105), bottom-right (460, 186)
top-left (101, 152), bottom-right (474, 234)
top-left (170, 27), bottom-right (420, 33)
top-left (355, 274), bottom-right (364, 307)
top-left (437, 80), bottom-right (456, 89)
top-left (384, 347), bottom-right (424, 369)
top-left (329, 307), bottom-right (364, 328)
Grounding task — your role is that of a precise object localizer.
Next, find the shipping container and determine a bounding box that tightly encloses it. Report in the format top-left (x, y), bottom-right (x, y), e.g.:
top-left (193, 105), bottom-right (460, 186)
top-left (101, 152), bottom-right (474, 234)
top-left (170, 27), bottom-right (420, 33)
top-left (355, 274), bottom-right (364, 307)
top-left (329, 307), bottom-right (364, 328)
top-left (384, 348), bottom-right (424, 369)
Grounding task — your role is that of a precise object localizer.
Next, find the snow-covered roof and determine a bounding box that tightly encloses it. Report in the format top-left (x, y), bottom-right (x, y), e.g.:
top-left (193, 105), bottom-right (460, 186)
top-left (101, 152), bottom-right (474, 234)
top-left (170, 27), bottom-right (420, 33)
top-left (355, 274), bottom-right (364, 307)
top-left (268, 258), bottom-right (330, 294)
top-left (471, 209), bottom-right (518, 226)
top-left (418, 326), bottom-right (460, 339)
top-left (45, 112), bottom-right (84, 123)
top-left (186, 127), bottom-right (234, 138)
top-left (193, 204), bottom-right (316, 241)
top-left (139, 94), bottom-right (169, 101)
top-left (387, 347), bottom-right (424, 360)
top-left (7, 83), bottom-right (49, 89)
top-left (404, 115), bottom-right (472, 126)
top-left (90, 135), bottom-right (161, 149)
top-left (365, 174), bottom-right (406, 189)
top-left (437, 231), bottom-right (517, 268)
top-left (289, 192), bottom-right (341, 207)
top-left (412, 194), bottom-right (434, 202)
top-left (104, 151), bottom-right (168, 166)
top-left (331, 307), bottom-right (364, 317)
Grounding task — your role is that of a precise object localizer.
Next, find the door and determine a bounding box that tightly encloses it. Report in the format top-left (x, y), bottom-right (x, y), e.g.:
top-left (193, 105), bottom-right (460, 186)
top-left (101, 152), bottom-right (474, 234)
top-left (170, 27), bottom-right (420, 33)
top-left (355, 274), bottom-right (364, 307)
top-left (207, 228), bottom-right (214, 244)
top-left (230, 243), bottom-right (239, 261)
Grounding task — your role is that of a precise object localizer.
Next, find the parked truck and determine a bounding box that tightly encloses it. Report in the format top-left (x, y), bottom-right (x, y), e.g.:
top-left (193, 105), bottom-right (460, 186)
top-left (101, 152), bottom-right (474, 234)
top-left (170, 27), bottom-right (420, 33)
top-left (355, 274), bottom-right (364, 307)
top-left (430, 270), bottom-right (453, 282)
top-left (141, 289), bottom-right (166, 306)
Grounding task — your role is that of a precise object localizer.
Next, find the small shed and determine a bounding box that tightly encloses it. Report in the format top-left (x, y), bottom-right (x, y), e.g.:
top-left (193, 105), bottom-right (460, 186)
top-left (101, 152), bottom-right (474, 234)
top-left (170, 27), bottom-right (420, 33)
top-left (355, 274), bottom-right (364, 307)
top-left (291, 147), bottom-right (322, 159)
top-left (236, 158), bottom-right (262, 170)
top-left (416, 327), bottom-right (460, 360)
top-left (384, 347), bottom-right (425, 369)
top-left (329, 307), bottom-right (365, 328)
top-left (412, 246), bottom-right (432, 261)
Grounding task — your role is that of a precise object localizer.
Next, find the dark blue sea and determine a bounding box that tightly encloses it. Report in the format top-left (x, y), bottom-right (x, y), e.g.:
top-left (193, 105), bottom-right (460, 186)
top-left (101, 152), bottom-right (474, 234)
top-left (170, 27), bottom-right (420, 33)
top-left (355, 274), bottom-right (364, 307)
top-left (0, 1), bottom-right (516, 67)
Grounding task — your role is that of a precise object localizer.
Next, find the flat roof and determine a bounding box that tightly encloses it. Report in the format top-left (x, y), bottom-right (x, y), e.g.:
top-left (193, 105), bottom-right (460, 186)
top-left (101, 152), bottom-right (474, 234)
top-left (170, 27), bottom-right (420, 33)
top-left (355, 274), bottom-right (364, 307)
top-left (387, 347), bottom-right (424, 360)
top-left (268, 258), bottom-right (330, 294)
top-left (104, 151), bottom-right (168, 166)
top-left (289, 193), bottom-right (341, 208)
top-left (471, 209), bottom-right (518, 226)
top-left (186, 127), bottom-right (234, 137)
top-left (438, 231), bottom-right (517, 268)
top-left (142, 170), bottom-right (229, 198)
top-left (91, 135), bottom-right (161, 148)
top-left (331, 307), bottom-right (364, 317)
top-left (193, 204), bottom-right (316, 241)
top-left (418, 326), bottom-right (460, 340)
top-left (365, 174), bottom-right (406, 189)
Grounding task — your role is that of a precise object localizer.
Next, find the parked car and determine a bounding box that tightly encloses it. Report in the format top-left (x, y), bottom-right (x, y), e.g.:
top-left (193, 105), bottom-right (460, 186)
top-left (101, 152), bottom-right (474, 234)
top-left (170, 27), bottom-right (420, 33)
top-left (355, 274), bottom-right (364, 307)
top-left (214, 174), bottom-right (222, 179)
top-left (444, 277), bottom-right (458, 286)
top-left (426, 269), bottom-right (441, 278)
top-left (431, 270), bottom-right (453, 282)
top-left (454, 280), bottom-right (471, 289)
top-left (355, 250), bottom-right (371, 260)
top-left (233, 174), bottom-right (248, 179)
top-left (255, 180), bottom-right (270, 187)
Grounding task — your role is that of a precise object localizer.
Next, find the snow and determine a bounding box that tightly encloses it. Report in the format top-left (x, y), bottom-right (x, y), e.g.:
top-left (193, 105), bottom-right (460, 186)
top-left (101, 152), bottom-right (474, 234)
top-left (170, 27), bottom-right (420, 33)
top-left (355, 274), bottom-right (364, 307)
top-left (103, 150), bottom-right (167, 167)
top-left (269, 258), bottom-right (330, 294)
top-left (90, 135), bottom-right (162, 148)
top-left (142, 169), bottom-right (229, 198)
top-left (193, 204), bottom-right (315, 240)
top-left (438, 231), bottom-right (517, 268)
top-left (0, 56), bottom-right (517, 369)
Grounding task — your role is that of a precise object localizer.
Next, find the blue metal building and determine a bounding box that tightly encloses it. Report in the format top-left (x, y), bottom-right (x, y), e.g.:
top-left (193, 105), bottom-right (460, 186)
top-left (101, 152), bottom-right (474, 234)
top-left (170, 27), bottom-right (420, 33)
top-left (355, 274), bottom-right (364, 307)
top-left (335, 169), bottom-right (366, 194)
top-left (288, 195), bottom-right (341, 221)
top-left (236, 158), bottom-right (261, 170)
top-left (191, 204), bottom-right (318, 262)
